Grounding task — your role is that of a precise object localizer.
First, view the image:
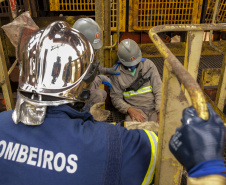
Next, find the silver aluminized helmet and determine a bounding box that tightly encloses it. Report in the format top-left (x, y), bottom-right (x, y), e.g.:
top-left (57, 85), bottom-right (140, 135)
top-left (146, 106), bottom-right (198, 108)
top-left (73, 18), bottom-right (102, 50)
top-left (117, 39), bottom-right (142, 67)
top-left (19, 21), bottom-right (98, 104)
top-left (13, 21), bottom-right (98, 125)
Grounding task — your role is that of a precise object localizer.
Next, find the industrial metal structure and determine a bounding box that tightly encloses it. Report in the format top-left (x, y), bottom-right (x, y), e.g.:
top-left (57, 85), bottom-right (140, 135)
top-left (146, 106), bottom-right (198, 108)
top-left (0, 0), bottom-right (226, 185)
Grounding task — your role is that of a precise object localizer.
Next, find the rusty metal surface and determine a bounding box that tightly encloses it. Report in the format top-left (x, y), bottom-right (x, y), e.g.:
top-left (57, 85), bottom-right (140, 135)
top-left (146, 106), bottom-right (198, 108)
top-left (148, 24), bottom-right (226, 120)
top-left (29, 0), bottom-right (37, 17)
top-left (103, 0), bottom-right (120, 49)
top-left (0, 0), bottom-right (11, 17)
top-left (103, 0), bottom-right (111, 68)
top-left (149, 23), bottom-right (226, 185)
top-left (95, 0), bottom-right (104, 66)
top-left (203, 91), bottom-right (226, 123)
top-left (0, 37), bottom-right (14, 110)
top-left (183, 31), bottom-right (204, 104)
top-left (199, 68), bottom-right (221, 88)
top-left (215, 52), bottom-right (226, 111)
top-left (148, 55), bottom-right (223, 82)
top-left (140, 40), bottom-right (226, 58)
top-left (149, 23), bottom-right (226, 33)
top-left (209, 0), bottom-right (224, 54)
top-left (154, 60), bottom-right (188, 185)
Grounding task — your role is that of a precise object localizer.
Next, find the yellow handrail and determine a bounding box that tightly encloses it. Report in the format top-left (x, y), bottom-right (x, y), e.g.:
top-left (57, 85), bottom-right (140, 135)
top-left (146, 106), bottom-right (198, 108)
top-left (148, 23), bottom-right (226, 120)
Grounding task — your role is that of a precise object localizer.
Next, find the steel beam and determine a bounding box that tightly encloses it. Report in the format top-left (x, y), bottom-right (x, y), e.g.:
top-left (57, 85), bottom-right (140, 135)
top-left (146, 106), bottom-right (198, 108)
top-left (103, 0), bottom-right (111, 68)
top-left (95, 0), bottom-right (104, 66)
top-left (154, 60), bottom-right (188, 185)
top-left (183, 31), bottom-right (204, 104)
top-left (0, 37), bottom-right (14, 110)
top-left (215, 52), bottom-right (226, 111)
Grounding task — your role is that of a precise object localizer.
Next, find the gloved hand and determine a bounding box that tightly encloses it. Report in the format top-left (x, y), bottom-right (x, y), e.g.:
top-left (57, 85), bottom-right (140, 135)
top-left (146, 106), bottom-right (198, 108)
top-left (169, 103), bottom-right (225, 173)
top-left (98, 75), bottom-right (112, 89)
top-left (90, 102), bottom-right (110, 121)
top-left (106, 65), bottom-right (120, 75)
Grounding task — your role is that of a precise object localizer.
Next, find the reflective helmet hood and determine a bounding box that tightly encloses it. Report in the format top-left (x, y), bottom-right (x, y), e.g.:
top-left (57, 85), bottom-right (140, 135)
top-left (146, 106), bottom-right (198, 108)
top-left (19, 21), bottom-right (96, 106)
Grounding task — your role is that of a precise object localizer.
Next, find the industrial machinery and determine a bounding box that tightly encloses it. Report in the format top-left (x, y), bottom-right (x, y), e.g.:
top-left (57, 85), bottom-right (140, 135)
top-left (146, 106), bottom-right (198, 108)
top-left (0, 0), bottom-right (225, 185)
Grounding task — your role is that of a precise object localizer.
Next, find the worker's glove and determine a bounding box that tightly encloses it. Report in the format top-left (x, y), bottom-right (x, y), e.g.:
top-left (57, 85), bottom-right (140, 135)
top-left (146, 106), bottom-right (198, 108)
top-left (169, 103), bottom-right (225, 174)
top-left (98, 75), bottom-right (112, 89)
top-left (106, 65), bottom-right (120, 75)
top-left (90, 102), bottom-right (110, 121)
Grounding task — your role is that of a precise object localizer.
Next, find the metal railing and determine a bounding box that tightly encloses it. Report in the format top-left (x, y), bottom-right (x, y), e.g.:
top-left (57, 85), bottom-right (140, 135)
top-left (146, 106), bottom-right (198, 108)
top-left (148, 23), bottom-right (226, 185)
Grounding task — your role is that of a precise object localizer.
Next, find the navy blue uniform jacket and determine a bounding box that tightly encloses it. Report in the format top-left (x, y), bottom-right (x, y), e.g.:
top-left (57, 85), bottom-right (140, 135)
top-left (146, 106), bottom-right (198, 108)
top-left (0, 104), bottom-right (157, 185)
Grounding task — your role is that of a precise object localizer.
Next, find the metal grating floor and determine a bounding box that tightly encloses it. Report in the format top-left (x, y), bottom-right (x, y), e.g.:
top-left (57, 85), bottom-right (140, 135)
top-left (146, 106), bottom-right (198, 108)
top-left (105, 109), bottom-right (125, 123)
top-left (151, 55), bottom-right (223, 82)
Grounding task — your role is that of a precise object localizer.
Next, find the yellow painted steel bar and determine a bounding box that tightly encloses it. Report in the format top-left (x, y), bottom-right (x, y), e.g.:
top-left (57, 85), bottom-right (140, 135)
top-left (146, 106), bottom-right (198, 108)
top-left (209, 0), bottom-right (224, 54)
top-left (148, 23), bottom-right (226, 120)
top-left (215, 52), bottom-right (226, 111)
top-left (0, 37), bottom-right (14, 110)
top-left (149, 23), bottom-right (226, 185)
top-left (103, 0), bottom-right (111, 68)
top-left (103, 0), bottom-right (120, 49)
top-left (154, 59), bottom-right (189, 185)
top-left (183, 30), bottom-right (204, 105)
top-left (95, 0), bottom-right (104, 65)
top-left (199, 68), bottom-right (226, 124)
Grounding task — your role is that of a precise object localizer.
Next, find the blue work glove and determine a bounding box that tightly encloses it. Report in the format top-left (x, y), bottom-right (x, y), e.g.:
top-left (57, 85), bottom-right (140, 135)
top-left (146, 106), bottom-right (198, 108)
top-left (106, 65), bottom-right (120, 75)
top-left (169, 103), bottom-right (225, 176)
top-left (98, 75), bottom-right (112, 89)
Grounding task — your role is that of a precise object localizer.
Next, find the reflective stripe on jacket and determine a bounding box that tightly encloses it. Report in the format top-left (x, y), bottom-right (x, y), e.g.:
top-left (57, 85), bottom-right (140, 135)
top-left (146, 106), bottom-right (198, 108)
top-left (142, 130), bottom-right (158, 185)
top-left (123, 85), bottom-right (153, 97)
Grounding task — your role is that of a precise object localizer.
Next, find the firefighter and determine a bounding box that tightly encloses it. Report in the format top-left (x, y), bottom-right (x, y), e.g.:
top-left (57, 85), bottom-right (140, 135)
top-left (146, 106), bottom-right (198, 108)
top-left (0, 21), bottom-right (157, 185)
top-left (3, 13), bottom-right (113, 121)
top-left (73, 18), bottom-right (119, 109)
top-left (169, 103), bottom-right (226, 185)
top-left (110, 39), bottom-right (162, 123)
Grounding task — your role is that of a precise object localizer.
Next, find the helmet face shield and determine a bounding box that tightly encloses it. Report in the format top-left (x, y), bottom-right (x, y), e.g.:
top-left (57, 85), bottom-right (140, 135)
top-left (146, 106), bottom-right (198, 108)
top-left (19, 21), bottom-right (96, 105)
